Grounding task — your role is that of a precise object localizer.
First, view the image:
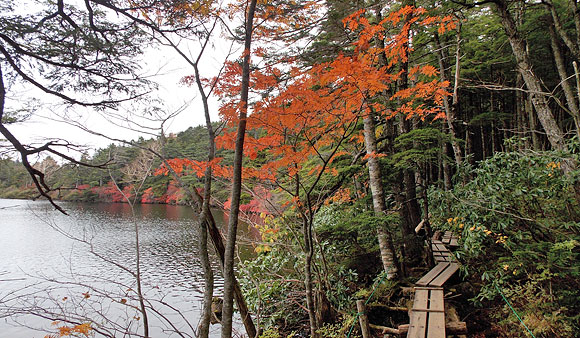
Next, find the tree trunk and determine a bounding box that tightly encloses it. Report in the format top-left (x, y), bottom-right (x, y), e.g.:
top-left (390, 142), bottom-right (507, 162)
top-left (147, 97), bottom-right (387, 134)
top-left (205, 212), bottom-right (256, 338)
top-left (157, 141), bottom-right (257, 338)
top-left (570, 0), bottom-right (580, 49)
top-left (442, 132), bottom-right (452, 190)
top-left (434, 28), bottom-right (463, 167)
top-left (363, 112), bottom-right (398, 279)
top-left (302, 213), bottom-right (319, 338)
top-left (525, 95), bottom-right (541, 150)
top-left (130, 203), bottom-right (149, 338)
top-left (194, 60), bottom-right (216, 338)
top-left (545, 0), bottom-right (580, 61)
top-left (549, 20), bottom-right (580, 137)
top-left (516, 73), bottom-right (530, 149)
top-left (221, 0), bottom-right (258, 336)
top-left (398, 119), bottom-right (423, 231)
top-left (377, 3), bottom-right (422, 269)
top-left (494, 0), bottom-right (567, 152)
top-left (396, 1), bottom-right (423, 232)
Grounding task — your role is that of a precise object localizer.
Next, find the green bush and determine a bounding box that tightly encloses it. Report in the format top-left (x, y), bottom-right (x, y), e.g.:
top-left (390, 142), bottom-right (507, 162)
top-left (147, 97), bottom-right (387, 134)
top-left (429, 146), bottom-right (580, 336)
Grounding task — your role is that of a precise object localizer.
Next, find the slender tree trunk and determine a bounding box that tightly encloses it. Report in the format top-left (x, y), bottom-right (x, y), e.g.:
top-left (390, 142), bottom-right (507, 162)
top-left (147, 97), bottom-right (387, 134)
top-left (575, 61), bottom-right (580, 113)
top-left (386, 117), bottom-right (422, 264)
top-left (373, 3), bottom-right (418, 272)
top-left (418, 167), bottom-right (434, 267)
top-left (545, 0), bottom-right (580, 61)
top-left (570, 0), bottom-right (580, 48)
top-left (157, 156), bottom-right (257, 338)
top-left (363, 112), bottom-right (398, 279)
top-left (524, 96), bottom-right (540, 149)
top-left (516, 73), bottom-right (530, 149)
top-left (492, 121), bottom-right (497, 153)
top-left (0, 64), bottom-right (5, 126)
top-left (442, 130), bottom-right (452, 190)
top-left (465, 126), bottom-right (472, 164)
top-left (397, 1), bottom-right (423, 231)
top-left (221, 0), bottom-right (258, 336)
top-left (194, 61), bottom-right (215, 338)
top-left (480, 126), bottom-right (487, 159)
top-left (130, 203), bottom-right (149, 338)
top-left (111, 172), bottom-right (152, 338)
top-left (549, 21), bottom-right (580, 137)
top-left (434, 28), bottom-right (463, 167)
top-left (494, 0), bottom-right (567, 152)
top-left (514, 2), bottom-right (531, 150)
top-left (301, 211), bottom-right (319, 338)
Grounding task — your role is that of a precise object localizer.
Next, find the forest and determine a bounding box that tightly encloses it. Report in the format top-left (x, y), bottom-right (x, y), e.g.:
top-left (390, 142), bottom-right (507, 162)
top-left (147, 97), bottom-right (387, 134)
top-left (1, 0), bottom-right (580, 337)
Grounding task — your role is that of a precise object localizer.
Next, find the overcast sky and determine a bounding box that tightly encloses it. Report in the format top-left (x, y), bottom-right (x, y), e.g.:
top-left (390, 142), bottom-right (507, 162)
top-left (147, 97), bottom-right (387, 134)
top-left (4, 1), bottom-right (235, 159)
top-left (10, 46), bottom-right (227, 153)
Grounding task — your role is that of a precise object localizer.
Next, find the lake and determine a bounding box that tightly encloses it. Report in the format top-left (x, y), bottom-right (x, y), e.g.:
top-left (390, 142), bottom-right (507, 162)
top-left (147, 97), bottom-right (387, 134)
top-left (0, 199), bottom-right (248, 338)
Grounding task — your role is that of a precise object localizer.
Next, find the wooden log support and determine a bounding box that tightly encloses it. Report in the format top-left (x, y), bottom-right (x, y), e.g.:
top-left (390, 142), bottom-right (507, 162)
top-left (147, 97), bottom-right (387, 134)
top-left (369, 323), bottom-right (400, 335)
top-left (398, 321), bottom-right (467, 337)
top-left (432, 230), bottom-right (442, 241)
top-left (357, 300), bottom-right (371, 338)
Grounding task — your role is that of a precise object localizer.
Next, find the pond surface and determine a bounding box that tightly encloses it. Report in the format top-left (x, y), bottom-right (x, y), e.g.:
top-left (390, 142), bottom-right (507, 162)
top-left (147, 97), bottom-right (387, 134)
top-left (0, 199), bottom-right (247, 338)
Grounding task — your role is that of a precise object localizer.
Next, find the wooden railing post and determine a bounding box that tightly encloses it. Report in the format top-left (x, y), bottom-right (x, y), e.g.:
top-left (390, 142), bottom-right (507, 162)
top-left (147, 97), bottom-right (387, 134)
top-left (356, 300), bottom-right (371, 338)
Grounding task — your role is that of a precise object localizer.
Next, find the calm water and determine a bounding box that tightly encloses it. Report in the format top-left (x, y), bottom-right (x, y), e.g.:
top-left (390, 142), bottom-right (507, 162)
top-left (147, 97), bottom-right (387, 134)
top-left (0, 199), bottom-right (246, 338)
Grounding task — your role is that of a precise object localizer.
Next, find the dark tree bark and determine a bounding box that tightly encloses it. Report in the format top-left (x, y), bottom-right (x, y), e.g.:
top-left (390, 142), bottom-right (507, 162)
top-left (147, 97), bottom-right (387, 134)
top-left (221, 0), bottom-right (258, 336)
top-left (193, 59), bottom-right (215, 338)
top-left (300, 205), bottom-right (319, 338)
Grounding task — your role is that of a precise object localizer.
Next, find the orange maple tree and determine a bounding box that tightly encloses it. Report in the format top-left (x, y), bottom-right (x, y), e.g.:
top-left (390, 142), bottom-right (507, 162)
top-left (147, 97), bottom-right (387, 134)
top-left (159, 5), bottom-right (454, 209)
top-left (211, 5), bottom-right (451, 193)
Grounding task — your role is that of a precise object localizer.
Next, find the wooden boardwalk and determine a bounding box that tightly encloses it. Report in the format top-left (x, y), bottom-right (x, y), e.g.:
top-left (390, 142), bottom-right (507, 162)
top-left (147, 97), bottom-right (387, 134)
top-left (405, 231), bottom-right (462, 338)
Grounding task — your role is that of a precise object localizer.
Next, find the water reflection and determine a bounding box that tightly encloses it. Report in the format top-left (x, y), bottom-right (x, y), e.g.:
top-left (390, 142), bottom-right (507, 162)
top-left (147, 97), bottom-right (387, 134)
top-left (0, 199), bottom-right (244, 338)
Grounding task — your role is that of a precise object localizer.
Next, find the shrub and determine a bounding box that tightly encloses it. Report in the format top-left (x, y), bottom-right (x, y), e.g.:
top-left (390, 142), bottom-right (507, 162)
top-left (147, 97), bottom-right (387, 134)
top-left (429, 146), bottom-right (580, 336)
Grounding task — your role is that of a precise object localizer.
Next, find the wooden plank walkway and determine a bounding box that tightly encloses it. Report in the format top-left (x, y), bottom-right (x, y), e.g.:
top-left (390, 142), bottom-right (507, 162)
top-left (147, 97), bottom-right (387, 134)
top-left (416, 262), bottom-right (459, 287)
top-left (440, 231), bottom-right (459, 247)
top-left (406, 231), bottom-right (461, 338)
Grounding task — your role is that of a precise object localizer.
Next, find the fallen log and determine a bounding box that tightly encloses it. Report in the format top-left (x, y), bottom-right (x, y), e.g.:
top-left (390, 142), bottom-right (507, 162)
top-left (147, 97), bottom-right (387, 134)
top-left (367, 304), bottom-right (409, 312)
top-left (397, 321), bottom-right (467, 336)
top-left (368, 323), bottom-right (399, 335)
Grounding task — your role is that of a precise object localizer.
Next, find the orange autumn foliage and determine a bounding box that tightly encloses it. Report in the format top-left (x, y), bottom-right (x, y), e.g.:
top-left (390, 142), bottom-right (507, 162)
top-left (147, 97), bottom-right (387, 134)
top-left (45, 322), bottom-right (93, 338)
top-left (343, 6), bottom-right (456, 66)
top-left (164, 5), bottom-right (452, 213)
top-left (211, 6), bottom-right (452, 187)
